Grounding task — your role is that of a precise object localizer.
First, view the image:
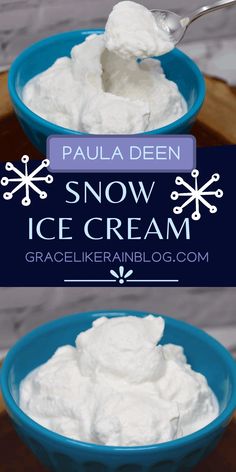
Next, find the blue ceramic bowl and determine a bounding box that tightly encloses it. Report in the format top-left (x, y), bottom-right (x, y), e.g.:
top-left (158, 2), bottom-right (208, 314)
top-left (1, 310), bottom-right (236, 472)
top-left (8, 30), bottom-right (205, 155)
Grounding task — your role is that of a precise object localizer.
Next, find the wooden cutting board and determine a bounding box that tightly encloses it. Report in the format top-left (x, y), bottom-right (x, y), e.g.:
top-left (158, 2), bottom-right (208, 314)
top-left (0, 71), bottom-right (236, 163)
top-left (0, 391), bottom-right (236, 472)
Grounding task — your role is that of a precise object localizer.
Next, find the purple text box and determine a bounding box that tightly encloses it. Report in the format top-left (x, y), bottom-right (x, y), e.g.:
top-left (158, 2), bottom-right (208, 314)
top-left (47, 135), bottom-right (196, 173)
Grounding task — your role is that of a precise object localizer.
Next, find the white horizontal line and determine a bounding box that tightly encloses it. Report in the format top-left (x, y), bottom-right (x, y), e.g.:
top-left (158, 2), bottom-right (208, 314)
top-left (127, 279), bottom-right (179, 283)
top-left (64, 279), bottom-right (179, 283)
top-left (64, 279), bottom-right (116, 283)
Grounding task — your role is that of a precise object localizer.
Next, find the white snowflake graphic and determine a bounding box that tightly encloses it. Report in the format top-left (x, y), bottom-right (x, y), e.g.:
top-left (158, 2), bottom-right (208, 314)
top-left (110, 266), bottom-right (133, 284)
top-left (171, 169), bottom-right (223, 221)
top-left (1, 155), bottom-right (53, 206)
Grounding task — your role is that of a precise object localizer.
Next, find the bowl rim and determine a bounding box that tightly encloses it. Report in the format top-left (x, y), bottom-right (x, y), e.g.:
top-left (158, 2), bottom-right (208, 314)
top-left (1, 310), bottom-right (236, 455)
top-left (8, 28), bottom-right (206, 136)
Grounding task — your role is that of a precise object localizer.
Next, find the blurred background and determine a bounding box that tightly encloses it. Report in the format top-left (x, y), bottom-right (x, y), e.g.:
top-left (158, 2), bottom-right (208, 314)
top-left (0, 1), bottom-right (236, 358)
top-left (0, 0), bottom-right (236, 84)
top-left (0, 287), bottom-right (236, 358)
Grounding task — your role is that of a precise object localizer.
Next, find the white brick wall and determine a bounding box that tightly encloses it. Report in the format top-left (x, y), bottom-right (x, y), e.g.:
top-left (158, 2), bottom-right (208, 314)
top-left (0, 0), bottom-right (236, 67)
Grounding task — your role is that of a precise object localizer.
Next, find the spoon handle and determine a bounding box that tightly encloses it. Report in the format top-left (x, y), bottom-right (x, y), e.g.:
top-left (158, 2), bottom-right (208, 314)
top-left (187, 0), bottom-right (236, 24)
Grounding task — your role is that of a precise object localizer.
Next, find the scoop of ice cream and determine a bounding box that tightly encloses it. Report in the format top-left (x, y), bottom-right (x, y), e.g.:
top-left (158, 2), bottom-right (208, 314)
top-left (92, 391), bottom-right (179, 446)
top-left (20, 346), bottom-right (83, 416)
top-left (80, 92), bottom-right (150, 134)
top-left (76, 315), bottom-right (165, 383)
top-left (105, 1), bottom-right (174, 59)
top-left (19, 345), bottom-right (94, 441)
top-left (22, 57), bottom-right (80, 130)
top-left (157, 349), bottom-right (218, 435)
top-left (71, 34), bottom-right (105, 88)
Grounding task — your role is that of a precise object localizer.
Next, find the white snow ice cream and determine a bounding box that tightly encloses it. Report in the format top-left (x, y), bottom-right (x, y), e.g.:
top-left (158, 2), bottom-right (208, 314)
top-left (20, 315), bottom-right (219, 447)
top-left (22, 1), bottom-right (187, 134)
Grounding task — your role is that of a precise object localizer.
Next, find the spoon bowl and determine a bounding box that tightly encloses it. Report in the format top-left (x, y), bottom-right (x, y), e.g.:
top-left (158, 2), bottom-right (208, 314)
top-left (152, 0), bottom-right (236, 55)
top-left (151, 10), bottom-right (188, 47)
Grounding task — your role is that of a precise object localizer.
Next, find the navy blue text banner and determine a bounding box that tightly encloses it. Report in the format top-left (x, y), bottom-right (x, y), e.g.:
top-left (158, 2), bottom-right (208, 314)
top-left (0, 145), bottom-right (234, 286)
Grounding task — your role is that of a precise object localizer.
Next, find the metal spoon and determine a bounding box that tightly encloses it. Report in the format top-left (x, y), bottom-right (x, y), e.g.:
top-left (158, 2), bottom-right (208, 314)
top-left (152, 0), bottom-right (236, 52)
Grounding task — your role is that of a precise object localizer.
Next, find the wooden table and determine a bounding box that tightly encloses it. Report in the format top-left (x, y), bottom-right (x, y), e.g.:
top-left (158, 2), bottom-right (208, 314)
top-left (0, 71), bottom-right (236, 163)
top-left (0, 391), bottom-right (236, 471)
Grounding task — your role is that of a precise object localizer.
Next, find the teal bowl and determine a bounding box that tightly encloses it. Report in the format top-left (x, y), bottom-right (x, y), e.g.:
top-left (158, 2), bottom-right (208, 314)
top-left (1, 310), bottom-right (236, 472)
top-left (8, 30), bottom-right (205, 155)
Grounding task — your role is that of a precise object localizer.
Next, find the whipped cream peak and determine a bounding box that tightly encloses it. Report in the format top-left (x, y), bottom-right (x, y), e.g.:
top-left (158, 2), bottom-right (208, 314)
top-left (76, 315), bottom-right (165, 383)
top-left (20, 315), bottom-right (219, 446)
